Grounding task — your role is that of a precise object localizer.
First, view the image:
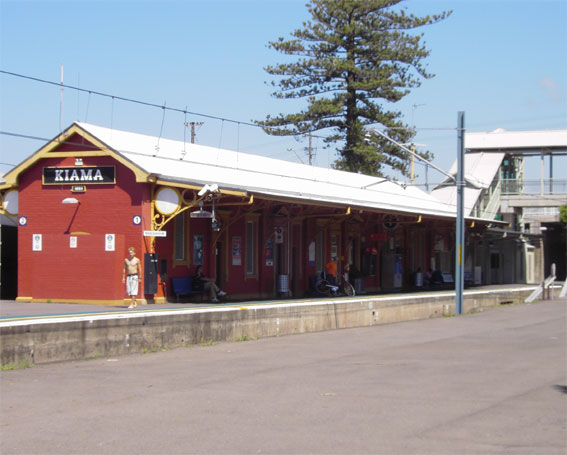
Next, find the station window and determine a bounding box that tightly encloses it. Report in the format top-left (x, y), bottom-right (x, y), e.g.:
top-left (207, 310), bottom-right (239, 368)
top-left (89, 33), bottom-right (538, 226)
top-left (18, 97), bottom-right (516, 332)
top-left (173, 213), bottom-right (189, 265)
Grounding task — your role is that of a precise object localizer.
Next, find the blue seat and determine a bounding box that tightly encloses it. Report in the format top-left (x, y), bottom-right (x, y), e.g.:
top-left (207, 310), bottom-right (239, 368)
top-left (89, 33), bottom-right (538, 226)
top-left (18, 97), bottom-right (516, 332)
top-left (170, 277), bottom-right (204, 303)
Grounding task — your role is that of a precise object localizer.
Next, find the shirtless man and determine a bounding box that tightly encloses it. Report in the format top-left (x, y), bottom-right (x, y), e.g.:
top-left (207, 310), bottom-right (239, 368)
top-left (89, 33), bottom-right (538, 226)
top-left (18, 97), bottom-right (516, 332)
top-left (122, 247), bottom-right (142, 308)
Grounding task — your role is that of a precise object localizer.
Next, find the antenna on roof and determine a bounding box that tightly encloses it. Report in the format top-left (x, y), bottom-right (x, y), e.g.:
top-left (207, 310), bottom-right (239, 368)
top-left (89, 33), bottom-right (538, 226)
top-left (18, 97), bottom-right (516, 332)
top-left (185, 121), bottom-right (204, 144)
top-left (181, 121), bottom-right (204, 159)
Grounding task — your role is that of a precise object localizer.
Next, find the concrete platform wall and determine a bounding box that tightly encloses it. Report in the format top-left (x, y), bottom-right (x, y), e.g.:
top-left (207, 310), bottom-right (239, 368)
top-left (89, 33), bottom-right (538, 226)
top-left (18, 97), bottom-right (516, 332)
top-left (1, 288), bottom-right (533, 366)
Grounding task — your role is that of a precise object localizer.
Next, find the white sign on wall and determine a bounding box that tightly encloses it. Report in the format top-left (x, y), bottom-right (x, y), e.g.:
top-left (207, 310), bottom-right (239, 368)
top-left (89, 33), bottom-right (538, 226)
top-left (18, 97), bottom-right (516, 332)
top-left (32, 234), bottom-right (42, 251)
top-left (105, 233), bottom-right (115, 251)
top-left (70, 236), bottom-right (78, 248)
top-left (143, 230), bottom-right (166, 237)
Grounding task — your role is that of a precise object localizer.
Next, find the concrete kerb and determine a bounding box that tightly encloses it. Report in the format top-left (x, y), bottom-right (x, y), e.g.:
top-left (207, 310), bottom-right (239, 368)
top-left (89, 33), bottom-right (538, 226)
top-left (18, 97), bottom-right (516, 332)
top-left (0, 286), bottom-right (537, 366)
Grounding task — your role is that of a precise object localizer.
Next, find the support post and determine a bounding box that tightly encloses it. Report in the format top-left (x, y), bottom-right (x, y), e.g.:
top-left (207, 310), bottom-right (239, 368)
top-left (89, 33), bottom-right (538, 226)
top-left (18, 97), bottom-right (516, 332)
top-left (455, 112), bottom-right (465, 315)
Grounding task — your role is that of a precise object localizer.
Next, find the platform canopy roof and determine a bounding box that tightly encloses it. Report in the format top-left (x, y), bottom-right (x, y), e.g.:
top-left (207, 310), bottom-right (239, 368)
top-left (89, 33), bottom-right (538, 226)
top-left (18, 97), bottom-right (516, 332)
top-left (80, 123), bottom-right (464, 219)
top-left (465, 128), bottom-right (567, 155)
top-left (4, 122), bottom-right (477, 221)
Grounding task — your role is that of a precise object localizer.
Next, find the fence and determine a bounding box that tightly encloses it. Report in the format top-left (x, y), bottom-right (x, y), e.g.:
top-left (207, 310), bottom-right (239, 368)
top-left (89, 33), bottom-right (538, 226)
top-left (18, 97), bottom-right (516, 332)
top-left (501, 179), bottom-right (567, 195)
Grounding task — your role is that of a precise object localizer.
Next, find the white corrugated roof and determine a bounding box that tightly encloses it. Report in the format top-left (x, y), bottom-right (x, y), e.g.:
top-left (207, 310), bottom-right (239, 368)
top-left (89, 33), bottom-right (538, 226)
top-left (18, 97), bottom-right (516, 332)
top-left (430, 186), bottom-right (482, 217)
top-left (447, 152), bottom-right (505, 189)
top-left (431, 152), bottom-right (505, 217)
top-left (465, 129), bottom-right (567, 150)
top-left (76, 122), bottom-right (458, 219)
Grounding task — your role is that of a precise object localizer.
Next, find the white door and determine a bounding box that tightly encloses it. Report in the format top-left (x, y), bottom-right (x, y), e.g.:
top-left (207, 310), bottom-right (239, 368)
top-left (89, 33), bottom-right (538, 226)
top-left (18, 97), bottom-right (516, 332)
top-left (526, 250), bottom-right (535, 284)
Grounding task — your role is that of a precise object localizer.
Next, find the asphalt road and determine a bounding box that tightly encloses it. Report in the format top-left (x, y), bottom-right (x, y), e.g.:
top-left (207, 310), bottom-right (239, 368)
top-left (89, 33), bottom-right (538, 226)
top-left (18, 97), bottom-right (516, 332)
top-left (1, 300), bottom-right (565, 455)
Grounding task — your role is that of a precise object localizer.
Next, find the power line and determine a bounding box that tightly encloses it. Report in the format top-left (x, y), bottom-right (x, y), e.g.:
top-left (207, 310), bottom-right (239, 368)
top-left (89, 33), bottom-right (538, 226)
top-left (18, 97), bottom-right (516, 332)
top-left (0, 70), bottom-right (463, 133)
top-left (0, 70), bottom-right (259, 128)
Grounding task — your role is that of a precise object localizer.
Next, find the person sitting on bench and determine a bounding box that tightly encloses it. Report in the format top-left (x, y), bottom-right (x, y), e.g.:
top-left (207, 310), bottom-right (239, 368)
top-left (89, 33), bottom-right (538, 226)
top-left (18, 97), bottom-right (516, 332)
top-left (193, 265), bottom-right (226, 303)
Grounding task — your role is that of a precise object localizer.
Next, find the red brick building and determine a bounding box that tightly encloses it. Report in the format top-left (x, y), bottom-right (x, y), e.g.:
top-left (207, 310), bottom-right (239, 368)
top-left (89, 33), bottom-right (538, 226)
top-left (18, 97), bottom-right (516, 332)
top-left (0, 123), bottom-right (483, 305)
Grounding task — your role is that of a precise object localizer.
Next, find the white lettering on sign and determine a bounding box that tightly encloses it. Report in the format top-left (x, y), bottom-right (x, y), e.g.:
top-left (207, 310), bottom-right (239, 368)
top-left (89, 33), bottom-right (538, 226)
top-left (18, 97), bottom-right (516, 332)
top-left (45, 166), bottom-right (114, 185)
top-left (54, 168), bottom-right (104, 182)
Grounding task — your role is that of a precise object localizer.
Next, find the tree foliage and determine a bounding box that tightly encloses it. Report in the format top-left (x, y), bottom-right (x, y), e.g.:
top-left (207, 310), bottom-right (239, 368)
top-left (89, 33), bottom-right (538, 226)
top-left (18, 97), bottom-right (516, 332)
top-left (256, 0), bottom-right (451, 177)
top-left (559, 204), bottom-right (567, 225)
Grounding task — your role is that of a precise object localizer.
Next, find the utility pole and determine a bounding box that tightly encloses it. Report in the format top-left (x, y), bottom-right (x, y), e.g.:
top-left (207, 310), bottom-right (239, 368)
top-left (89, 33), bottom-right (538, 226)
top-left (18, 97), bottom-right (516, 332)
top-left (303, 133), bottom-right (313, 165)
top-left (410, 103), bottom-right (424, 185)
top-left (406, 142), bottom-right (426, 185)
top-left (185, 122), bottom-right (204, 144)
top-left (410, 144), bottom-right (416, 185)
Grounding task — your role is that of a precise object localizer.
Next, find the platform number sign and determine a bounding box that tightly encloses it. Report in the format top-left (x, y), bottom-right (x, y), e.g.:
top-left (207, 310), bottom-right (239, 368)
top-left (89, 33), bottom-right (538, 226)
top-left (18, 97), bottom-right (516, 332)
top-left (19, 216), bottom-right (27, 226)
top-left (133, 215), bottom-right (142, 226)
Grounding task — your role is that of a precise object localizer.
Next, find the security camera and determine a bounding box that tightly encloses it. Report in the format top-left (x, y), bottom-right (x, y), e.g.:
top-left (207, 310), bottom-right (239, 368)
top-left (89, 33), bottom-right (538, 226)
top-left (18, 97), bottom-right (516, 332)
top-left (198, 185), bottom-right (209, 197)
top-left (211, 219), bottom-right (222, 231)
top-left (198, 183), bottom-right (219, 197)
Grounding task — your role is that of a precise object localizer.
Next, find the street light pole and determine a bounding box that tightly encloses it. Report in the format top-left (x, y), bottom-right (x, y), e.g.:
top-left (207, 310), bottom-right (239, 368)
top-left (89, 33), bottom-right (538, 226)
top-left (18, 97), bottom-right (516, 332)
top-left (365, 113), bottom-right (466, 315)
top-left (455, 112), bottom-right (465, 314)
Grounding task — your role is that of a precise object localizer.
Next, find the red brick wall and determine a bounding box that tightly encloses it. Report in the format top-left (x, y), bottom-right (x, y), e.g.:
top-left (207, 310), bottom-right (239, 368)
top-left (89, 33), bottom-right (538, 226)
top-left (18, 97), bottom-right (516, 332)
top-left (17, 155), bottom-right (150, 303)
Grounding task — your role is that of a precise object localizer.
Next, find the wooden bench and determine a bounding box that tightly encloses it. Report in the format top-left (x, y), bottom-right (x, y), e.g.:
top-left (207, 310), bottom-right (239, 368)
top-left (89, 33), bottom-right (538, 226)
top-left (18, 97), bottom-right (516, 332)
top-left (170, 277), bottom-right (205, 303)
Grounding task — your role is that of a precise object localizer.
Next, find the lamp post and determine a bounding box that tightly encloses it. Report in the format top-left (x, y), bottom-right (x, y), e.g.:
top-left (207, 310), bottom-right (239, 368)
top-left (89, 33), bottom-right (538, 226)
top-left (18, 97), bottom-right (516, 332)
top-left (366, 112), bottom-right (466, 314)
top-left (455, 112), bottom-right (465, 315)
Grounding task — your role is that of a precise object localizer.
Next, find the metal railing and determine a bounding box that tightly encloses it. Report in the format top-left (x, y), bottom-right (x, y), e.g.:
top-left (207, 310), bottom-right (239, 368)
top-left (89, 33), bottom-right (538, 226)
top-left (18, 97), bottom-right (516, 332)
top-left (525, 263), bottom-right (559, 303)
top-left (501, 179), bottom-right (567, 195)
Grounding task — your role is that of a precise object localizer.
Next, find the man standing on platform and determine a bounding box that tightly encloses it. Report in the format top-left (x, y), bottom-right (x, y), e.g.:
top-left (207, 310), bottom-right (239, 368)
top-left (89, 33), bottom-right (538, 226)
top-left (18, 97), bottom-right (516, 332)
top-left (122, 247), bottom-right (142, 308)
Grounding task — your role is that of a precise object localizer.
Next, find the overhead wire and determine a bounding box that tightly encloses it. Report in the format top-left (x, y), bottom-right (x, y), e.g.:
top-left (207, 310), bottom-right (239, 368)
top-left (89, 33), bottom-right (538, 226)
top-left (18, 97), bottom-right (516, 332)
top-left (0, 70), bottom-right (262, 129)
top-left (0, 70), bottom-right (464, 133)
top-left (0, 69), bottom-right (466, 173)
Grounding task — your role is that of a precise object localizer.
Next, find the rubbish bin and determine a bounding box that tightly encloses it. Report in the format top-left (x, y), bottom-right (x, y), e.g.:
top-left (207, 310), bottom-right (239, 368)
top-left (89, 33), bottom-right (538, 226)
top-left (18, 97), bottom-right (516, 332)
top-left (277, 274), bottom-right (289, 293)
top-left (415, 272), bottom-right (423, 287)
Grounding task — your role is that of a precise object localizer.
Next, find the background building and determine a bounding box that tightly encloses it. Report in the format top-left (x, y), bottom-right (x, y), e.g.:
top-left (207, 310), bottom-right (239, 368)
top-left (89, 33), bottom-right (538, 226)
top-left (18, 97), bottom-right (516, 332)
top-left (431, 129), bottom-right (567, 284)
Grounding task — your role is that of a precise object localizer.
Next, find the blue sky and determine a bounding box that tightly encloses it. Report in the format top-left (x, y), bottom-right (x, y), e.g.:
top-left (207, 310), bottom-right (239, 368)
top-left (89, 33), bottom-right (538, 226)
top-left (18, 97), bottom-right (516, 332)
top-left (1, 0), bottom-right (566, 184)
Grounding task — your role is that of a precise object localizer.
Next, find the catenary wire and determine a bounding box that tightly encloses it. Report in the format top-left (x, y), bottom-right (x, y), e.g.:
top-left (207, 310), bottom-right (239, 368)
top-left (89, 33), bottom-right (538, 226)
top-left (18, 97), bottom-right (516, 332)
top-left (0, 70), bottom-right (461, 132)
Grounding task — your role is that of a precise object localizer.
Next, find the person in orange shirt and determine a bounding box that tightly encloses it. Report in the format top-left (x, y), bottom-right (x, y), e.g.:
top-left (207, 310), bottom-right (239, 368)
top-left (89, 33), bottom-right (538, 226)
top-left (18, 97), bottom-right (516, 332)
top-left (325, 257), bottom-right (338, 285)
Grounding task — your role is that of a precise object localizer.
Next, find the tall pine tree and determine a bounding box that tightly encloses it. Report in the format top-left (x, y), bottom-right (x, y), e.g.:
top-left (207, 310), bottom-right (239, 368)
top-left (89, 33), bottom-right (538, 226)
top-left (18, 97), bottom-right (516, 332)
top-left (256, 0), bottom-right (451, 177)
